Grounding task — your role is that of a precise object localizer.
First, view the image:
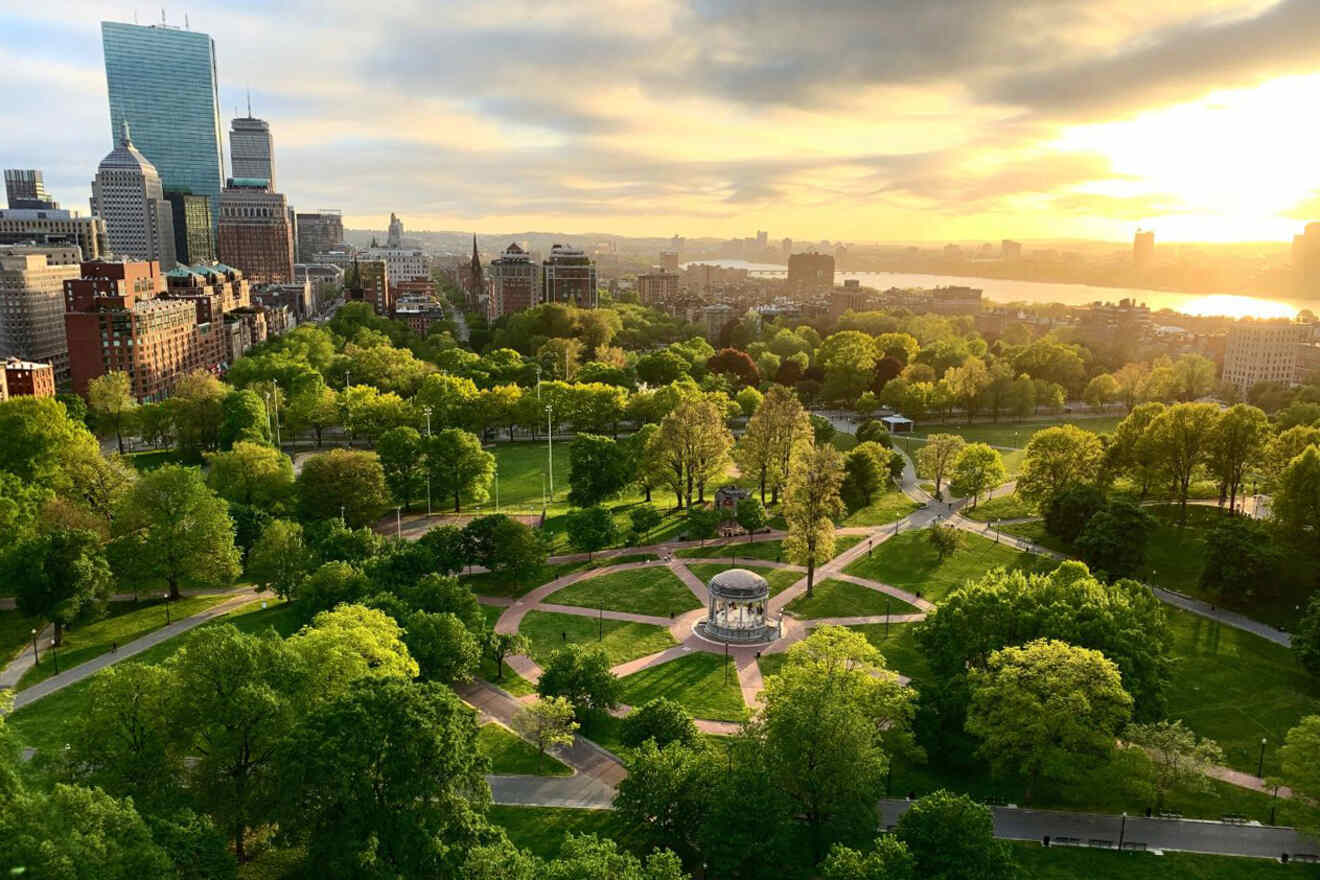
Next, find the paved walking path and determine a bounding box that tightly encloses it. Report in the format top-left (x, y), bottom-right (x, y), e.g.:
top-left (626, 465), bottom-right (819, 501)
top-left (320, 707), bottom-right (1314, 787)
top-left (488, 774), bottom-right (616, 809)
top-left (0, 622), bottom-right (53, 691)
top-left (3, 589), bottom-right (260, 714)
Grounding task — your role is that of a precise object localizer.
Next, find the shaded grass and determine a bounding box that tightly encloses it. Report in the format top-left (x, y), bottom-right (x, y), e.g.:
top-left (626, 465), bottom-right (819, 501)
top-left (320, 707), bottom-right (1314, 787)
top-left (618, 651), bottom-right (748, 722)
top-left (908, 415), bottom-right (1123, 451)
top-left (960, 493), bottom-right (1037, 523)
top-left (551, 566), bottom-right (701, 617)
top-left (840, 488), bottom-right (921, 527)
top-left (784, 579), bottom-right (922, 619)
top-left (676, 537), bottom-right (787, 561)
top-left (759, 623), bottom-right (929, 685)
top-left (1008, 842), bottom-right (1320, 879)
top-left (1000, 520), bottom-right (1073, 555)
top-left (477, 722), bottom-right (572, 776)
top-left (520, 610), bottom-right (676, 667)
top-left (844, 528), bottom-right (1057, 603)
top-left (0, 609), bottom-right (44, 664)
top-left (684, 563), bottom-right (802, 598)
top-left (488, 806), bottom-right (638, 860)
top-left (461, 560), bottom-right (588, 599)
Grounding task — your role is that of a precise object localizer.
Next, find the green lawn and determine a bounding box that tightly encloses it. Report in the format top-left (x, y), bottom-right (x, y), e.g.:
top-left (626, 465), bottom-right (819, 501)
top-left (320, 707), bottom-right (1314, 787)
top-left (124, 449), bottom-right (183, 472)
top-left (841, 488), bottom-right (921, 526)
top-left (519, 610), bottom-right (676, 666)
top-left (783, 579), bottom-right (922, 619)
top-left (1165, 608), bottom-right (1320, 777)
top-left (1001, 520), bottom-right (1074, 555)
top-left (844, 528), bottom-right (1057, 603)
top-left (550, 566), bottom-right (701, 617)
top-left (960, 493), bottom-right (1038, 523)
top-left (1009, 843), bottom-right (1320, 879)
top-left (461, 560), bottom-right (587, 599)
top-left (18, 594), bottom-right (230, 690)
top-left (677, 537), bottom-right (787, 561)
top-left (488, 806), bottom-right (637, 860)
top-left (477, 657), bottom-right (536, 697)
top-left (0, 609), bottom-right (44, 664)
top-left (618, 651), bottom-right (748, 722)
top-left (759, 623), bottom-right (929, 684)
top-left (833, 534), bottom-right (866, 557)
top-left (477, 722), bottom-right (572, 777)
top-left (684, 563), bottom-right (802, 598)
top-left (908, 415), bottom-right (1123, 450)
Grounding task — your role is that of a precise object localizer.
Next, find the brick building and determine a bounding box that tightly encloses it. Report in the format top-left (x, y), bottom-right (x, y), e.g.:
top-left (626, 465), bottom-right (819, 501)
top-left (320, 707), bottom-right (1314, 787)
top-left (3, 357), bottom-right (56, 398)
top-left (347, 259), bottom-right (392, 315)
top-left (487, 243), bottom-right (540, 319)
top-left (637, 270), bottom-right (679, 307)
top-left (217, 181), bottom-right (294, 283)
top-left (542, 243), bottom-right (597, 308)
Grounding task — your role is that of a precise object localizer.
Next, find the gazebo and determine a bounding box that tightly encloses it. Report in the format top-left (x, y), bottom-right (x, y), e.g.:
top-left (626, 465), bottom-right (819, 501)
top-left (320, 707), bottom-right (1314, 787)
top-left (696, 568), bottom-right (780, 644)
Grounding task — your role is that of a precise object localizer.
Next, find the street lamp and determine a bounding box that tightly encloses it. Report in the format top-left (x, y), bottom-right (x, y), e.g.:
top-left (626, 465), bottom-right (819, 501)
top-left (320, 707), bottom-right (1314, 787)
top-left (1118, 811), bottom-right (1127, 851)
top-left (30, 628), bottom-right (39, 664)
top-left (396, 506), bottom-right (403, 541)
top-left (164, 592), bottom-right (171, 625)
top-left (546, 404), bottom-right (555, 498)
top-left (423, 406), bottom-right (433, 517)
top-left (50, 638), bottom-right (60, 675)
top-left (1258, 738), bottom-right (1267, 778)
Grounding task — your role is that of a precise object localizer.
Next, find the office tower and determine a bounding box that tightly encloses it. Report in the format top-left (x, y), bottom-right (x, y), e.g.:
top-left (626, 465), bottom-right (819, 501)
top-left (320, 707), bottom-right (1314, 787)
top-left (347, 259), bottom-right (391, 315)
top-left (1133, 229), bottom-right (1155, 268)
top-left (296, 211), bottom-right (344, 261)
top-left (0, 208), bottom-right (107, 259)
top-left (164, 190), bottom-right (216, 264)
top-left (1223, 322), bottom-right (1316, 392)
top-left (1001, 239), bottom-right (1022, 259)
top-left (787, 251), bottom-right (834, 288)
top-left (217, 180), bottom-right (294, 283)
top-left (5, 170), bottom-right (58, 209)
top-left (781, 238), bottom-right (792, 260)
top-left (1301, 222), bottom-right (1320, 290)
top-left (101, 20), bottom-right (225, 230)
top-left (757, 230), bottom-right (768, 249)
top-left (637, 270), bottom-right (678, 307)
top-left (387, 213), bottom-right (404, 248)
top-left (63, 259), bottom-right (225, 399)
top-left (0, 246), bottom-right (85, 385)
top-left (229, 115), bottom-right (275, 189)
top-left (541, 244), bottom-right (597, 308)
top-left (659, 250), bottom-right (679, 273)
top-left (486, 243), bottom-right (540, 319)
top-left (90, 122), bottom-right (177, 268)
top-left (363, 246), bottom-right (430, 285)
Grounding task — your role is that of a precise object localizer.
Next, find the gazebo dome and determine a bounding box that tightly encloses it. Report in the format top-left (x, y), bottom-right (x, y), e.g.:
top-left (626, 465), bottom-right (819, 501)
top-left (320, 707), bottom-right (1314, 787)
top-left (708, 568), bottom-right (770, 600)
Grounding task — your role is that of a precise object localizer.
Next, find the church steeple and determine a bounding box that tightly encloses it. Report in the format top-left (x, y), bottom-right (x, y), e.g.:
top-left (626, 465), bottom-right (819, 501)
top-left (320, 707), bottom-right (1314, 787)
top-left (470, 234), bottom-right (483, 291)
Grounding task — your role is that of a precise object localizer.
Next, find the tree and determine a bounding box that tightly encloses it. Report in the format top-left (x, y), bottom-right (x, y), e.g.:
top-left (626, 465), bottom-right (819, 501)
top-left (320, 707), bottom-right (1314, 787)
top-left (1124, 720), bottom-right (1225, 811)
top-left (948, 443), bottom-right (1004, 507)
top-left (87, 371), bottom-right (137, 453)
top-left (928, 524), bottom-right (960, 561)
top-left (295, 449), bottom-right (391, 527)
top-left (287, 604), bottom-right (418, 696)
top-left (783, 440), bottom-right (845, 597)
top-left (5, 528), bottom-right (113, 645)
top-left (1083, 374), bottom-right (1120, 411)
top-left (1264, 426), bottom-right (1320, 488)
top-left (1042, 482), bottom-right (1107, 544)
top-left (818, 330), bottom-right (877, 403)
top-left (0, 395), bottom-right (100, 489)
top-left (513, 696), bottom-right (579, 758)
top-left (487, 631), bottom-right (530, 683)
top-left (707, 348), bottom-right (760, 388)
top-left (736, 385), bottom-right (763, 417)
top-left (735, 495), bottom-right (768, 540)
top-left (915, 434), bottom-right (965, 500)
top-left (112, 464), bottom-right (240, 600)
top-left (753, 626), bottom-right (917, 859)
top-left (218, 389), bottom-right (270, 450)
top-left (629, 504), bottom-right (663, 542)
top-left (461, 515), bottom-right (547, 581)
top-left (565, 505), bottom-right (618, 560)
top-left (277, 678), bottom-right (491, 878)
top-left (841, 442), bottom-right (887, 511)
top-left (297, 561), bottom-right (372, 617)
top-left (417, 525), bottom-right (469, 576)
top-left (1273, 445), bottom-right (1320, 545)
top-left (425, 428), bottom-right (495, 513)
top-left (568, 433), bottom-right (633, 507)
top-left (733, 385), bottom-right (811, 504)
top-left (246, 519), bottom-right (314, 599)
top-left (285, 385), bottom-right (339, 447)
top-left (685, 505), bottom-right (721, 541)
top-left (1206, 404), bottom-right (1269, 511)
top-left (967, 639), bottom-right (1133, 803)
top-left (613, 739), bottom-right (716, 864)
top-left (1173, 353), bottom-right (1217, 401)
top-left (893, 790), bottom-right (1014, 880)
top-left (1198, 515), bottom-right (1281, 600)
top-left (1017, 424), bottom-right (1104, 506)
top-left (620, 697), bottom-right (699, 748)
top-left (536, 644), bottom-right (620, 724)
top-left (544, 834), bottom-right (688, 880)
top-left (1296, 592), bottom-right (1320, 678)
top-left (1074, 499), bottom-right (1152, 580)
top-left (404, 610), bottom-right (481, 684)
top-left (376, 426), bottom-right (425, 510)
top-left (656, 396), bottom-right (733, 508)
top-left (205, 441), bottom-right (294, 509)
top-left (820, 836), bottom-right (915, 880)
top-left (1143, 402), bottom-right (1221, 522)
top-left (1279, 715), bottom-right (1320, 808)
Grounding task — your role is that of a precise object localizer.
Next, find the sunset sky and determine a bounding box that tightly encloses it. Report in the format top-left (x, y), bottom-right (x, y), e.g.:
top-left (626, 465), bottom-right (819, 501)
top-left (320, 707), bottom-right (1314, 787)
top-left (4, 0), bottom-right (1319, 241)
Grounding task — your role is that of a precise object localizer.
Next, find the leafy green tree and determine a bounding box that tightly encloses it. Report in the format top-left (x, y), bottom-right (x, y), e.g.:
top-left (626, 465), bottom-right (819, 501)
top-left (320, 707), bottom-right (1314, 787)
top-left (568, 433), bottom-right (634, 507)
top-left (967, 639), bottom-right (1133, 803)
top-left (1074, 499), bottom-right (1152, 580)
top-left (753, 626), bottom-right (917, 859)
top-left (87, 370), bottom-right (137, 453)
top-left (841, 441), bottom-right (886, 510)
top-left (948, 443), bottom-right (1004, 507)
top-left (657, 396), bottom-right (734, 508)
top-left (566, 505), bottom-right (619, 560)
top-left (311, 517), bottom-right (385, 564)
top-left (613, 739), bottom-right (716, 864)
top-left (146, 809), bottom-right (238, 880)
top-left (425, 428), bottom-right (495, 513)
top-left (218, 389), bottom-right (270, 450)
top-left (289, 604), bottom-right (418, 694)
top-left (736, 385), bottom-right (763, 417)
top-left (295, 449), bottom-right (390, 527)
top-left (277, 678), bottom-right (492, 878)
top-left (1123, 720), bottom-right (1225, 811)
top-left (5, 528), bottom-right (113, 644)
top-left (1143, 402), bottom-right (1221, 522)
top-left (1198, 515), bottom-right (1282, 600)
top-left (629, 504), bottom-right (663, 541)
top-left (417, 525), bottom-right (468, 575)
top-left (545, 834), bottom-right (688, 880)
top-left (820, 836), bottom-right (915, 880)
top-left (536, 644), bottom-right (620, 724)
top-left (735, 495), bottom-right (768, 540)
top-left (1206, 404), bottom-right (1269, 510)
top-left (0, 470), bottom-right (51, 544)
top-left (402, 573), bottom-right (485, 633)
top-left (512, 696), bottom-right (579, 758)
top-left (404, 610), bottom-right (481, 684)
top-left (1083, 373), bottom-right (1120, 411)
top-left (299, 561), bottom-right (373, 617)
top-left (1279, 715), bottom-right (1320, 809)
top-left (620, 697), bottom-right (699, 748)
top-left (246, 519), bottom-right (314, 599)
top-left (0, 395), bottom-right (100, 489)
top-left (1273, 445), bottom-right (1320, 546)
top-left (1264, 426), bottom-right (1320, 488)
top-left (487, 631), bottom-right (530, 683)
top-left (893, 790), bottom-right (1013, 880)
top-left (1017, 424), bottom-right (1103, 507)
top-left (1295, 592), bottom-right (1320, 678)
top-left (112, 464), bottom-right (240, 600)
top-left (1042, 482), bottom-right (1106, 544)
top-left (732, 384), bottom-right (810, 504)
top-left (928, 524), bottom-right (960, 561)
top-left (818, 330), bottom-right (878, 403)
top-left (915, 434), bottom-right (965, 500)
top-left (285, 385), bottom-right (340, 447)
top-left (685, 505), bottom-right (721, 540)
top-left (205, 441), bottom-right (294, 509)
top-left (376, 426), bottom-right (425, 510)
top-left (783, 440), bottom-right (845, 596)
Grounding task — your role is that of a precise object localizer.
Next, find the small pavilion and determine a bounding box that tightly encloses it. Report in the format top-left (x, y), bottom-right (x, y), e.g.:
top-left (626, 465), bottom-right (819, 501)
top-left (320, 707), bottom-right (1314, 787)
top-left (696, 568), bottom-right (780, 644)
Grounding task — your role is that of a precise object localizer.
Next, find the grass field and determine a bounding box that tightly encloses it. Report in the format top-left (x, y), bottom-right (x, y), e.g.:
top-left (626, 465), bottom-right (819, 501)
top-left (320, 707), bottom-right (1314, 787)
top-left (1000, 520), bottom-right (1073, 555)
top-left (0, 609), bottom-right (44, 664)
top-left (460, 560), bottom-right (588, 599)
top-left (898, 415), bottom-right (1124, 480)
top-left (477, 722), bottom-right (572, 777)
top-left (844, 528), bottom-right (1058, 603)
top-left (758, 623), bottom-right (928, 684)
top-left (550, 566), bottom-right (701, 617)
top-left (519, 610), bottom-right (676, 666)
top-left (783, 578), bottom-right (922, 619)
top-left (684, 563), bottom-right (802, 598)
top-left (676, 537), bottom-right (787, 561)
top-left (841, 488), bottom-right (921, 526)
top-left (960, 493), bottom-right (1038, 523)
top-left (1009, 843), bottom-right (1320, 879)
top-left (17, 593), bottom-right (230, 690)
top-left (618, 651), bottom-right (748, 722)
top-left (489, 806), bottom-right (638, 860)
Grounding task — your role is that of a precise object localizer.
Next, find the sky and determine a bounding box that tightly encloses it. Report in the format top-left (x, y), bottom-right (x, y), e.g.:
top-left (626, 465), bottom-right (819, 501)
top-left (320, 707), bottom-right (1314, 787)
top-left (3, 0), bottom-right (1320, 242)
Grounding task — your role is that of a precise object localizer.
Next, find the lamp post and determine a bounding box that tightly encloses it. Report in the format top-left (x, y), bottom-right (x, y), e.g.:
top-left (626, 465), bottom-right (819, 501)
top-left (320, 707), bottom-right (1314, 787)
top-left (1258, 738), bottom-right (1267, 778)
top-left (396, 506), bottom-right (403, 541)
top-left (885, 594), bottom-right (891, 639)
top-left (598, 603), bottom-right (603, 641)
top-left (30, 628), bottom-right (39, 664)
top-left (423, 406), bottom-right (433, 517)
top-left (546, 404), bottom-right (555, 498)
top-left (1269, 782), bottom-right (1280, 825)
top-left (272, 384), bottom-right (281, 449)
top-left (50, 639), bottom-right (59, 675)
top-left (164, 592), bottom-right (171, 625)
top-left (1118, 812), bottom-right (1127, 850)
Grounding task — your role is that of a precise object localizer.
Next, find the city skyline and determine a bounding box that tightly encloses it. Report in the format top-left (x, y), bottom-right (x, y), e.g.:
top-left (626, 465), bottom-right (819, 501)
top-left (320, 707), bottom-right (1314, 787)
top-left (3, 2), bottom-right (1320, 242)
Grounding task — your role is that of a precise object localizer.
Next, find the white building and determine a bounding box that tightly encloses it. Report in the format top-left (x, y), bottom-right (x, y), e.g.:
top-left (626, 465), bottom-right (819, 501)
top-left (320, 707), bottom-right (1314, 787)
top-left (0, 247), bottom-right (84, 385)
top-left (1222, 322), bottom-right (1318, 392)
top-left (364, 246), bottom-right (430, 283)
top-left (90, 121), bottom-right (176, 268)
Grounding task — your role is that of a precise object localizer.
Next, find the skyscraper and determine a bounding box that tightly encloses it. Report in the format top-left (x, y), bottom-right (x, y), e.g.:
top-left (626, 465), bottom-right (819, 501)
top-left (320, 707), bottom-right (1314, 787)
top-left (295, 211), bottom-right (344, 260)
top-left (217, 181), bottom-right (294, 283)
top-left (1133, 229), bottom-right (1155, 269)
top-left (164, 190), bottom-right (216, 264)
top-left (230, 115), bottom-right (275, 190)
top-left (541, 244), bottom-right (597, 308)
top-left (4, 170), bottom-right (58, 209)
top-left (387, 213), bottom-right (404, 248)
top-left (487, 243), bottom-right (539, 319)
top-left (101, 20), bottom-right (225, 230)
top-left (90, 122), bottom-right (177, 268)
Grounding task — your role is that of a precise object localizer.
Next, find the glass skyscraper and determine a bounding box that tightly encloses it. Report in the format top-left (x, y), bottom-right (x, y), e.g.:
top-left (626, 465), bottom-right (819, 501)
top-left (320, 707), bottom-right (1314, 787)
top-left (101, 21), bottom-right (225, 233)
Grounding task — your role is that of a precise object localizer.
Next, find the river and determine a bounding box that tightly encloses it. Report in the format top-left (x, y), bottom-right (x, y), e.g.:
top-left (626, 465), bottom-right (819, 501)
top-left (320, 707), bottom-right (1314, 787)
top-left (683, 259), bottom-right (1310, 320)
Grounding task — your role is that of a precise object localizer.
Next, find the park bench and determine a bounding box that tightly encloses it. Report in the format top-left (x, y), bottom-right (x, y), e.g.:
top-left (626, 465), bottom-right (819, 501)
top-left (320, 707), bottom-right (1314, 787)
top-left (1221, 813), bottom-right (1248, 825)
top-left (1088, 839), bottom-right (1115, 848)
